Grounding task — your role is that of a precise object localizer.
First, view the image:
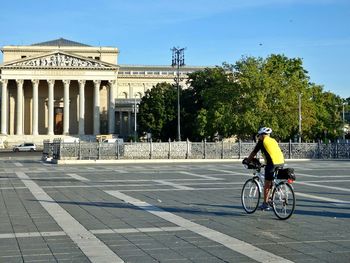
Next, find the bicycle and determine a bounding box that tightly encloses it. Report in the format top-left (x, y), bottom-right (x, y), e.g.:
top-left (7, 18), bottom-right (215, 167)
top-left (241, 158), bottom-right (296, 220)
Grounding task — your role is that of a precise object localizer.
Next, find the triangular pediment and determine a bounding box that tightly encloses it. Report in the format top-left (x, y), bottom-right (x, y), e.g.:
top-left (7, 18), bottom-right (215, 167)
top-left (1, 51), bottom-right (117, 69)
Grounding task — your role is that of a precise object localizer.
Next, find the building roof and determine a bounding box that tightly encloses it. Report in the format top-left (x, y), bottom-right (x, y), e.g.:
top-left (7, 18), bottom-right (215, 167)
top-left (31, 38), bottom-right (90, 47)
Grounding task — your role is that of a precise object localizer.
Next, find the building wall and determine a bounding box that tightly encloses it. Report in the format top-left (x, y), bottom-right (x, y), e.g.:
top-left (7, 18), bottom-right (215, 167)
top-left (0, 40), bottom-right (206, 140)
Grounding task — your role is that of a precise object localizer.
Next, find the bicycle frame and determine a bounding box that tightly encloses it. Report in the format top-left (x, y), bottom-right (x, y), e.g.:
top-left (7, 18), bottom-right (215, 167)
top-left (241, 162), bottom-right (296, 219)
top-left (250, 165), bottom-right (294, 194)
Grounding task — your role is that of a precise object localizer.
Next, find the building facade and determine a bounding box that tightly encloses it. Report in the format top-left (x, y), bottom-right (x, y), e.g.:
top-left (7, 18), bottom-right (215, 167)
top-left (0, 38), bottom-right (203, 142)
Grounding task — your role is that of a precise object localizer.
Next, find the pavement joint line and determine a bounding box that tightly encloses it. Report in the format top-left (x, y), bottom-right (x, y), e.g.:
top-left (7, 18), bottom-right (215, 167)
top-left (0, 226), bottom-right (186, 239)
top-left (66, 173), bottom-right (90, 182)
top-left (296, 192), bottom-right (350, 204)
top-left (101, 178), bottom-right (220, 182)
top-left (105, 190), bottom-right (294, 263)
top-left (294, 173), bottom-right (350, 178)
top-left (0, 183), bottom-right (242, 191)
top-left (300, 179), bottom-right (350, 183)
top-left (114, 187), bottom-right (242, 192)
top-left (153, 180), bottom-right (194, 190)
top-left (295, 181), bottom-right (350, 193)
top-left (0, 231), bottom-right (66, 239)
top-left (0, 186), bottom-right (28, 190)
top-left (15, 171), bottom-right (124, 263)
top-left (210, 168), bottom-right (238, 174)
top-left (258, 239), bottom-right (350, 245)
top-left (179, 171), bottom-right (220, 180)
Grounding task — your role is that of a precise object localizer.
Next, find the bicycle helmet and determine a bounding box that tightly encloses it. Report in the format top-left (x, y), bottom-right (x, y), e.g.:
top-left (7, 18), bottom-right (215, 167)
top-left (257, 127), bottom-right (272, 135)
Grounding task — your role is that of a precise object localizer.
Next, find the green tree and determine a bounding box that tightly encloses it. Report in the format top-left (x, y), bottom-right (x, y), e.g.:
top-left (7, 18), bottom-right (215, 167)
top-left (231, 54), bottom-right (319, 141)
top-left (138, 82), bottom-right (177, 141)
top-left (185, 66), bottom-right (238, 140)
top-left (139, 54), bottom-right (345, 142)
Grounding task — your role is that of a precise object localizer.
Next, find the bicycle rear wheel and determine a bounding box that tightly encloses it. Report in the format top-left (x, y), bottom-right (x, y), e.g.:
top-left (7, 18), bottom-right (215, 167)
top-left (272, 182), bottom-right (295, 220)
top-left (241, 179), bottom-right (260, 214)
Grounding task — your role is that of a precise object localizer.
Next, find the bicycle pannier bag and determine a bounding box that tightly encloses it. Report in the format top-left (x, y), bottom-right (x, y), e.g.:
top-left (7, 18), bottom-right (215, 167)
top-left (277, 168), bottom-right (296, 180)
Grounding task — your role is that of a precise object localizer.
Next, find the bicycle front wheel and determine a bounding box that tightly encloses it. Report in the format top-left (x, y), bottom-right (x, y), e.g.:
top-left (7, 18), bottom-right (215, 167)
top-left (272, 182), bottom-right (295, 220)
top-left (241, 179), bottom-right (261, 214)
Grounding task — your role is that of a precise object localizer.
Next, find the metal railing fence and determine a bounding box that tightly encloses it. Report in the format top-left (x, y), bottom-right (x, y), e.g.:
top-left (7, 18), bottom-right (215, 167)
top-left (42, 139), bottom-right (350, 161)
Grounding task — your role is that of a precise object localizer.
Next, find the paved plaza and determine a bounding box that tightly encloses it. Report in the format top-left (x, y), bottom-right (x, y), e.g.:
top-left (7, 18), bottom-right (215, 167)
top-left (0, 157), bottom-right (349, 262)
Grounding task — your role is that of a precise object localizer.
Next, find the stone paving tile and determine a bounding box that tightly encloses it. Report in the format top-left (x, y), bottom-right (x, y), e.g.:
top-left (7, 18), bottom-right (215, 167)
top-left (0, 256), bottom-right (24, 263)
top-left (309, 251), bottom-right (350, 263)
top-left (0, 160), bottom-right (349, 262)
top-left (285, 252), bottom-right (327, 263)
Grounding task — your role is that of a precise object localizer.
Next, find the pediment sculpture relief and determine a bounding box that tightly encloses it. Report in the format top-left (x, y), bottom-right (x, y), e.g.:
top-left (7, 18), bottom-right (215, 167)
top-left (11, 53), bottom-right (107, 68)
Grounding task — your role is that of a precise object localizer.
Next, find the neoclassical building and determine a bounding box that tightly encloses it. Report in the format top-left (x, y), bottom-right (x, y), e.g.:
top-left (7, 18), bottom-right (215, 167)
top-left (0, 38), bottom-right (203, 142)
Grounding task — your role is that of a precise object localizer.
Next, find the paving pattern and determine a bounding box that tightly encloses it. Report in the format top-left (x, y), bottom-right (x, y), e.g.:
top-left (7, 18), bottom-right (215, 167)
top-left (0, 157), bottom-right (349, 262)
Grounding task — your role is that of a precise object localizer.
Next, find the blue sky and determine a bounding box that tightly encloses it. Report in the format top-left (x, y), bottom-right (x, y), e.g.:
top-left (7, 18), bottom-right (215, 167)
top-left (0, 0), bottom-right (349, 98)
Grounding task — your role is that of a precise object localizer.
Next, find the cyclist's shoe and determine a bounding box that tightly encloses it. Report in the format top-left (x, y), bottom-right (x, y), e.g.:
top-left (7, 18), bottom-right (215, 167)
top-left (259, 202), bottom-right (271, 211)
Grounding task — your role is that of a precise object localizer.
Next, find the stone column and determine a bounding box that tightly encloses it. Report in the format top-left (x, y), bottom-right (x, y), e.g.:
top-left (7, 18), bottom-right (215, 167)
top-left (31, 80), bottom-right (39, 135)
top-left (119, 111), bottom-right (123, 135)
top-left (93, 80), bottom-right (101, 135)
top-left (127, 111), bottom-right (131, 135)
top-left (78, 80), bottom-right (86, 135)
top-left (47, 80), bottom-right (55, 135)
top-left (16, 79), bottom-right (24, 135)
top-left (1, 79), bottom-right (8, 135)
top-left (63, 80), bottom-right (70, 135)
top-left (108, 80), bottom-right (116, 134)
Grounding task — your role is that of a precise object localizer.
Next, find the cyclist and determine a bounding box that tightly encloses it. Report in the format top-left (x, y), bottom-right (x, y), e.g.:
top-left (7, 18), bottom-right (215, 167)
top-left (244, 127), bottom-right (285, 211)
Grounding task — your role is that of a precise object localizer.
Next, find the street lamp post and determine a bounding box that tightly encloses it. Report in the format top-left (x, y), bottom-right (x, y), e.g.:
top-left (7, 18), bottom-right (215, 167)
top-left (134, 94), bottom-right (139, 141)
top-left (172, 47), bottom-right (185, 141)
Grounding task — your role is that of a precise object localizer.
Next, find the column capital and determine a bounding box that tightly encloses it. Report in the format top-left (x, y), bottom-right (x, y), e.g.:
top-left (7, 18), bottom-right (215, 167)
top-left (47, 79), bottom-right (55, 87)
top-left (108, 80), bottom-right (117, 86)
top-left (93, 80), bottom-right (101, 87)
top-left (31, 79), bottom-right (40, 87)
top-left (0, 79), bottom-right (8, 85)
top-left (78, 80), bottom-right (86, 87)
top-left (16, 79), bottom-right (24, 86)
top-left (63, 80), bottom-right (71, 87)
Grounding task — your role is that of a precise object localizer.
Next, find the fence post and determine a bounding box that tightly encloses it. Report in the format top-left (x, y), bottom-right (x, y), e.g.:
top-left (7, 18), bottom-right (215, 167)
top-left (58, 139), bottom-right (62, 160)
top-left (238, 139), bottom-right (241, 159)
top-left (98, 141), bottom-right (101, 160)
top-left (336, 140), bottom-right (339, 159)
top-left (149, 139), bottom-right (153, 159)
top-left (186, 139), bottom-right (190, 159)
top-left (116, 140), bottom-right (120, 159)
top-left (79, 140), bottom-right (82, 160)
top-left (168, 139), bottom-right (171, 159)
top-left (88, 142), bottom-right (91, 160)
top-left (221, 140), bottom-right (224, 159)
top-left (289, 139), bottom-right (292, 159)
top-left (203, 139), bottom-right (206, 159)
top-left (74, 141), bottom-right (78, 159)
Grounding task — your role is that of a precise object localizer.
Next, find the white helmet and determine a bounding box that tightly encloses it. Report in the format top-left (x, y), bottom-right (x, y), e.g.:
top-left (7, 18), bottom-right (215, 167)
top-left (257, 127), bottom-right (272, 135)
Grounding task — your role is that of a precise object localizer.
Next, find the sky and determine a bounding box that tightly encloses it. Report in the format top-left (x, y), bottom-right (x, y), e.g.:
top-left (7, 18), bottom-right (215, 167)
top-left (0, 0), bottom-right (349, 98)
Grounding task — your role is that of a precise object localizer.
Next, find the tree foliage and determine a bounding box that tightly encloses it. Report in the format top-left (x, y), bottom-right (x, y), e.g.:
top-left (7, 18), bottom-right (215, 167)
top-left (138, 82), bottom-right (177, 141)
top-left (138, 54), bottom-right (347, 142)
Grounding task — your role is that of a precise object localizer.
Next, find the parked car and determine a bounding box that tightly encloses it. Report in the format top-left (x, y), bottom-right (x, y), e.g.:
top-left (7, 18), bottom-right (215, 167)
top-left (13, 143), bottom-right (36, 152)
top-left (62, 138), bottom-right (80, 143)
top-left (102, 138), bottom-right (124, 144)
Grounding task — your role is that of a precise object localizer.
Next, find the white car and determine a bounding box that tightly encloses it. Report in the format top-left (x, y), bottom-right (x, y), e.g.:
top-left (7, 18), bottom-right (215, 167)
top-left (13, 143), bottom-right (36, 152)
top-left (102, 138), bottom-right (124, 144)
